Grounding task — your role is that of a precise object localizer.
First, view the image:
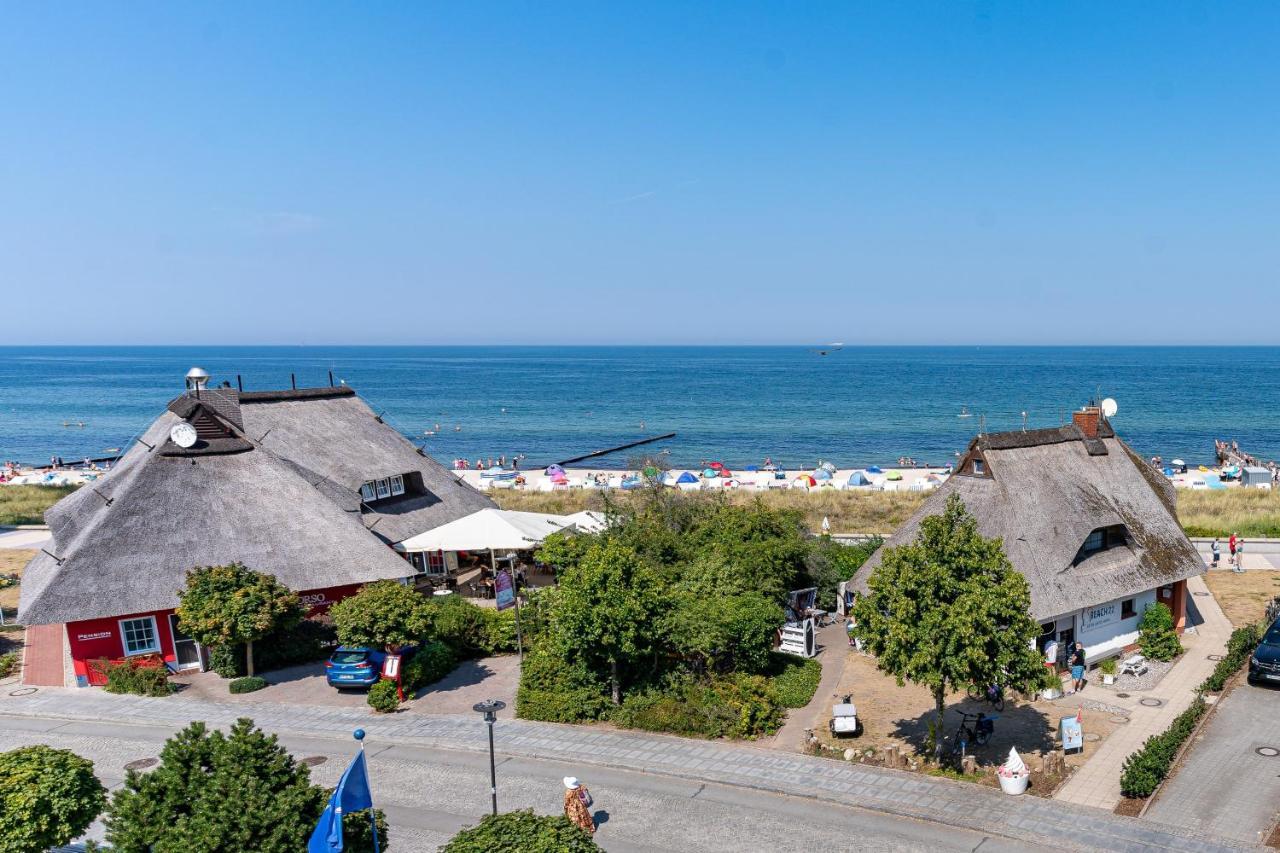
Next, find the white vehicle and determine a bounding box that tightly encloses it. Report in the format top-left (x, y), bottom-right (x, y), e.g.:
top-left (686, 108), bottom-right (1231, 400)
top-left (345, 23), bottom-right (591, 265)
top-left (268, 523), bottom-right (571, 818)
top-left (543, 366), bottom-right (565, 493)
top-left (829, 694), bottom-right (861, 737)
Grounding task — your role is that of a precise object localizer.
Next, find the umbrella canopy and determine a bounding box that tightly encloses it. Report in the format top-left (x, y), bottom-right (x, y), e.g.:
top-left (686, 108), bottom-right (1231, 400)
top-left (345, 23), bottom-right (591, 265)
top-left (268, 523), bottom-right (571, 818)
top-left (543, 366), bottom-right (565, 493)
top-left (1170, 459), bottom-right (1185, 467)
top-left (708, 461), bottom-right (724, 470)
top-left (886, 471), bottom-right (903, 481)
top-left (813, 468), bottom-right (833, 480)
top-left (846, 471), bottom-right (871, 486)
top-left (397, 509), bottom-right (573, 553)
top-left (545, 464), bottom-right (566, 477)
top-left (676, 471), bottom-right (698, 484)
top-left (866, 465), bottom-right (883, 474)
top-left (794, 474), bottom-right (817, 487)
top-left (719, 468), bottom-right (733, 478)
top-left (563, 510), bottom-right (609, 533)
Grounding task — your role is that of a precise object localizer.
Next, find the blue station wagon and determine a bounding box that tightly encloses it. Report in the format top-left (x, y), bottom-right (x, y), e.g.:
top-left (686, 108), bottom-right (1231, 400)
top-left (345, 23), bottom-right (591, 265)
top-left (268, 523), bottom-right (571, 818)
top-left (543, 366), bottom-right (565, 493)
top-left (325, 645), bottom-right (414, 689)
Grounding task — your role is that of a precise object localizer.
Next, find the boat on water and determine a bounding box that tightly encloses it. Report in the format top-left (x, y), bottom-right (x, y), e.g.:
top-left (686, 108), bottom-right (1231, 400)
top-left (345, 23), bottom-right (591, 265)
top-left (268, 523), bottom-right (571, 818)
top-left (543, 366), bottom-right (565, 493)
top-left (958, 406), bottom-right (972, 418)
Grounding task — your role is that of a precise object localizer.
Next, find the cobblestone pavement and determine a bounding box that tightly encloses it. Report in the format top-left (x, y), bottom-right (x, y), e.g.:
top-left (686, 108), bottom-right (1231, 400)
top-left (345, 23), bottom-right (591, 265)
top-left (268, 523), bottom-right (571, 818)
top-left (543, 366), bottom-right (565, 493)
top-left (1054, 574), bottom-right (1234, 810)
top-left (1146, 680), bottom-right (1280, 845)
top-left (0, 686), bottom-right (1246, 850)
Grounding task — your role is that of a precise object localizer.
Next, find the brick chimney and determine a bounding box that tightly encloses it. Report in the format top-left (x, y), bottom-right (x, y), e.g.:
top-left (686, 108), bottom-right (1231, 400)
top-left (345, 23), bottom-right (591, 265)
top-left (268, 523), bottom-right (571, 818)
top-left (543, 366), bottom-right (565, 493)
top-left (1072, 405), bottom-right (1100, 438)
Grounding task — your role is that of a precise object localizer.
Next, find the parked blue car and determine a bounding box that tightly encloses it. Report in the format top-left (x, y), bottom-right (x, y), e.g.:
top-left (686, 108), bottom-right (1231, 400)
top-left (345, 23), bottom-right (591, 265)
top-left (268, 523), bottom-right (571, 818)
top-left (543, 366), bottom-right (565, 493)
top-left (325, 645), bottom-right (415, 689)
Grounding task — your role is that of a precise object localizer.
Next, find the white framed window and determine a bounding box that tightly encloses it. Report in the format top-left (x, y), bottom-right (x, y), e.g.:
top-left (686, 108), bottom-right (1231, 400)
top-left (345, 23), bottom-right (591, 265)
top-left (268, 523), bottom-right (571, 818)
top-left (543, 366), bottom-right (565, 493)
top-left (360, 482), bottom-right (376, 502)
top-left (375, 478), bottom-right (391, 499)
top-left (119, 616), bottom-right (160, 656)
top-left (389, 474), bottom-right (405, 496)
top-left (972, 459), bottom-right (985, 475)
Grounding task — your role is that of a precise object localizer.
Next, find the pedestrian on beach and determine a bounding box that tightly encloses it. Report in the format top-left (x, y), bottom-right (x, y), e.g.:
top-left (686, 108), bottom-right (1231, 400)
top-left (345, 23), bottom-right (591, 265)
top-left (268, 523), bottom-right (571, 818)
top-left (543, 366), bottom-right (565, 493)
top-left (1229, 532), bottom-right (1238, 566)
top-left (563, 776), bottom-right (595, 836)
top-left (1069, 642), bottom-right (1087, 694)
top-left (1211, 538), bottom-right (1221, 568)
top-left (1234, 539), bottom-right (1246, 573)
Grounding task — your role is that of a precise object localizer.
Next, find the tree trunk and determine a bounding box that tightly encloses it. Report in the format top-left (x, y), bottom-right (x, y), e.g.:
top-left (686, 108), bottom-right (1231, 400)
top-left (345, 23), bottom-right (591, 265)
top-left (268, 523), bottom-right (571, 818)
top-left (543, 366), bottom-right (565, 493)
top-left (934, 687), bottom-right (946, 763)
top-left (245, 639), bottom-right (255, 678)
top-left (610, 659), bottom-right (621, 705)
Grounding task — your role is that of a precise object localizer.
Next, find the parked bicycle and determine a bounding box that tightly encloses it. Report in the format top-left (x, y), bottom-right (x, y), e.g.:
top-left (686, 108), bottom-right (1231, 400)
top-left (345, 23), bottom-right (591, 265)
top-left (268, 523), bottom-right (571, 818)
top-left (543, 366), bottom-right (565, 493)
top-left (965, 682), bottom-right (1005, 712)
top-left (951, 710), bottom-right (997, 754)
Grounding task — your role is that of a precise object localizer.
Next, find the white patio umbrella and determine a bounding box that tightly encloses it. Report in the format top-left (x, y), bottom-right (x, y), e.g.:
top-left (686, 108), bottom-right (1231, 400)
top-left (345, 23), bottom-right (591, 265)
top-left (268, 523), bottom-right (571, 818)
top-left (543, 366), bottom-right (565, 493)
top-left (395, 509), bottom-right (574, 553)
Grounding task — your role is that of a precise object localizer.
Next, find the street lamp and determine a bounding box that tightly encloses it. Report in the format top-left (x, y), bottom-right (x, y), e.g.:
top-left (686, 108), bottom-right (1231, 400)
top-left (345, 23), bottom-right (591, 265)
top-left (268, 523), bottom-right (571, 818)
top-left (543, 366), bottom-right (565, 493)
top-left (473, 699), bottom-right (506, 815)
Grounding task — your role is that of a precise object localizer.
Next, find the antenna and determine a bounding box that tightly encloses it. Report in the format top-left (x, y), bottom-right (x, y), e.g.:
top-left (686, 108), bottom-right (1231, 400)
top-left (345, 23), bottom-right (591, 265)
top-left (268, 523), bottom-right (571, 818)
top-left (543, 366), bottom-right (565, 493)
top-left (979, 414), bottom-right (986, 436)
top-left (1101, 398), bottom-right (1118, 419)
top-left (1021, 411), bottom-right (1028, 432)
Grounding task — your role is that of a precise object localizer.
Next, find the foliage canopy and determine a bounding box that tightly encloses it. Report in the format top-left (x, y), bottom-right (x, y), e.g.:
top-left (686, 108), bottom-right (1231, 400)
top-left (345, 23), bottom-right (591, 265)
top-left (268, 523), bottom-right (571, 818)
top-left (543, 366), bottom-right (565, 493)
top-left (0, 745), bottom-right (105, 853)
top-left (176, 563), bottom-right (303, 677)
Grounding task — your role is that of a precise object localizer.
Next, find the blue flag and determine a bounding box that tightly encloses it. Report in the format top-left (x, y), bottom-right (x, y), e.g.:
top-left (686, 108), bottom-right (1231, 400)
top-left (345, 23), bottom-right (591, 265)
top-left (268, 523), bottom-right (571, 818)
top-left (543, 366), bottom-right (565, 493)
top-left (308, 750), bottom-right (376, 853)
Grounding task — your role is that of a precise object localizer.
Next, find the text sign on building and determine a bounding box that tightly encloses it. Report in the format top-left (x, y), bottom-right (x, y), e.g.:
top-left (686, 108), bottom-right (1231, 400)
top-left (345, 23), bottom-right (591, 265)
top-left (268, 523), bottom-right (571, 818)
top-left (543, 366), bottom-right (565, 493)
top-left (1080, 601), bottom-right (1119, 633)
top-left (494, 569), bottom-right (516, 612)
top-left (76, 631), bottom-right (112, 642)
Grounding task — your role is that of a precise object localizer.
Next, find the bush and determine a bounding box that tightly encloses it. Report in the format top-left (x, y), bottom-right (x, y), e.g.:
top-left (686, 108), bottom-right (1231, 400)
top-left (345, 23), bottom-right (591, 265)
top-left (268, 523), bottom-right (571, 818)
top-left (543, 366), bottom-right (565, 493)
top-left (1098, 657), bottom-right (1118, 676)
top-left (210, 619), bottom-right (337, 678)
top-left (1204, 623), bottom-right (1261, 693)
top-left (1120, 696), bottom-right (1206, 798)
top-left (612, 673), bottom-right (784, 739)
top-left (0, 744), bottom-right (106, 853)
top-left (0, 651), bottom-right (18, 678)
top-left (331, 580), bottom-right (431, 649)
top-left (516, 640), bottom-right (610, 723)
top-left (229, 676), bottom-right (267, 694)
top-left (366, 679), bottom-right (400, 713)
top-left (440, 809), bottom-right (600, 852)
top-left (766, 653), bottom-right (823, 708)
top-left (92, 656), bottom-right (173, 697)
top-left (340, 807), bottom-right (389, 853)
top-left (481, 607), bottom-right (520, 654)
top-left (1138, 602), bottom-right (1182, 662)
top-left (402, 640), bottom-right (457, 692)
top-left (424, 595), bottom-right (490, 657)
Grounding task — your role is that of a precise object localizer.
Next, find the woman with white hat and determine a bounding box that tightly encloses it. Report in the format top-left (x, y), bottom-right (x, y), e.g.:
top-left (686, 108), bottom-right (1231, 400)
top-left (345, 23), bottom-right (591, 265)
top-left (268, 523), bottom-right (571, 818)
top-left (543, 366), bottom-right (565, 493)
top-left (562, 776), bottom-right (595, 836)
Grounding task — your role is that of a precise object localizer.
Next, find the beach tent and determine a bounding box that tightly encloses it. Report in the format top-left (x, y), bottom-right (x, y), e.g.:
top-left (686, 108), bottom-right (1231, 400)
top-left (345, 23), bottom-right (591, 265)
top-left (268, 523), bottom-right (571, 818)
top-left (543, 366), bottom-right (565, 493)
top-left (745, 465), bottom-right (760, 472)
top-left (886, 471), bottom-right (903, 481)
top-left (719, 468), bottom-right (734, 478)
top-left (819, 461), bottom-right (837, 474)
top-left (545, 464), bottom-right (566, 477)
top-left (621, 477), bottom-right (644, 490)
top-left (702, 468), bottom-right (718, 478)
top-left (813, 468), bottom-right (833, 480)
top-left (397, 509), bottom-right (573, 553)
top-left (1162, 467), bottom-right (1175, 477)
top-left (866, 465), bottom-right (883, 474)
top-left (676, 471), bottom-right (698, 484)
top-left (846, 471), bottom-right (872, 487)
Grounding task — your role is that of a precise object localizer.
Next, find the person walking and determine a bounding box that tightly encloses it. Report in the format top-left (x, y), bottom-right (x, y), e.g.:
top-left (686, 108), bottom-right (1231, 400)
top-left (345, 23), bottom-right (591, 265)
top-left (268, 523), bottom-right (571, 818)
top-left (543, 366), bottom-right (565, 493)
top-left (563, 776), bottom-right (595, 836)
top-left (1211, 538), bottom-right (1221, 568)
top-left (1229, 532), bottom-right (1238, 566)
top-left (1234, 538), bottom-right (1246, 574)
top-left (1069, 642), bottom-right (1087, 694)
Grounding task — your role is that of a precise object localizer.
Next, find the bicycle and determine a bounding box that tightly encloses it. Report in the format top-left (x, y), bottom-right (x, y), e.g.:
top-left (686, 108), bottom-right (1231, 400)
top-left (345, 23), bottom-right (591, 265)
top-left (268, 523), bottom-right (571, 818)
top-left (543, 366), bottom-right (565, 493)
top-left (951, 710), bottom-right (996, 754)
top-left (965, 682), bottom-right (1005, 712)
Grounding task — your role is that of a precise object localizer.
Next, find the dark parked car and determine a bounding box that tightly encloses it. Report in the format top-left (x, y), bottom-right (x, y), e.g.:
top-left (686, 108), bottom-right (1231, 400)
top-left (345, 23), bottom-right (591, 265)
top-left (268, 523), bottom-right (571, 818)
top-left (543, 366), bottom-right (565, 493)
top-left (1248, 619), bottom-right (1280, 686)
top-left (325, 645), bottom-right (414, 689)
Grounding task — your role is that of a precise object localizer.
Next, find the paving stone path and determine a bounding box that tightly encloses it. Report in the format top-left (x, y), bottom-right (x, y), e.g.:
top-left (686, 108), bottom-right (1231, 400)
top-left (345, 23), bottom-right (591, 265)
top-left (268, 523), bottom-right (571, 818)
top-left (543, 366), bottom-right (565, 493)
top-left (0, 687), bottom-right (1245, 851)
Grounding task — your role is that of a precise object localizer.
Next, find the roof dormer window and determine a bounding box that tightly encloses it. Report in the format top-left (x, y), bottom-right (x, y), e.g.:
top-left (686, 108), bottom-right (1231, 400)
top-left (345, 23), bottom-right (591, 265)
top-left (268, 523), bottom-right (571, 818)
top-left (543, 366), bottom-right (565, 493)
top-left (973, 459), bottom-right (985, 475)
top-left (1076, 524), bottom-right (1129, 562)
top-left (361, 474), bottom-right (407, 504)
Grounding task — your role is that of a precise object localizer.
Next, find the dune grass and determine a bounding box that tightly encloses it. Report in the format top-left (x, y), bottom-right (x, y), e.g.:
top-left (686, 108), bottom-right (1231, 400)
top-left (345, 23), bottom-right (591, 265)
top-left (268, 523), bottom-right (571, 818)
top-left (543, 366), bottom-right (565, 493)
top-left (1175, 488), bottom-right (1280, 538)
top-left (0, 485), bottom-right (79, 527)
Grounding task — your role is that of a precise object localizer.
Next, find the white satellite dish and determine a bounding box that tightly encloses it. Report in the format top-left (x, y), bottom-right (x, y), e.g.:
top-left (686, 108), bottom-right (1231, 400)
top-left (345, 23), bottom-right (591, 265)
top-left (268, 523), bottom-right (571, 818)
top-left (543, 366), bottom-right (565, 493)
top-left (170, 421), bottom-right (198, 448)
top-left (1101, 398), bottom-right (1118, 418)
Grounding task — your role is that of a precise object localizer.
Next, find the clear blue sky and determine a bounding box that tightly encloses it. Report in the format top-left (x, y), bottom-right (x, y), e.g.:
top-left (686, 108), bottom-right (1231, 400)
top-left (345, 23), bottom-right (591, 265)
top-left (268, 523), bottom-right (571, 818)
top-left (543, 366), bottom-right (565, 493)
top-left (4, 4), bottom-right (1277, 345)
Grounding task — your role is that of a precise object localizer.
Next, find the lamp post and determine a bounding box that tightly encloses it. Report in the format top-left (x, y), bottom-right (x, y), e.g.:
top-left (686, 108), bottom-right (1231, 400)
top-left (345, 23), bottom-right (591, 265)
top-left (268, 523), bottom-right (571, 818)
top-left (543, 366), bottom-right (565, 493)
top-left (473, 699), bottom-right (506, 815)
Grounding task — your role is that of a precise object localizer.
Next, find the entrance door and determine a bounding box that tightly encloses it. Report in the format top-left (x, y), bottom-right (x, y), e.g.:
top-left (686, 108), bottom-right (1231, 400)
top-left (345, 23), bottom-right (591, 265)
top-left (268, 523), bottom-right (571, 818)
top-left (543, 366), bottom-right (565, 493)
top-left (1057, 623), bottom-right (1075, 669)
top-left (169, 614), bottom-right (202, 670)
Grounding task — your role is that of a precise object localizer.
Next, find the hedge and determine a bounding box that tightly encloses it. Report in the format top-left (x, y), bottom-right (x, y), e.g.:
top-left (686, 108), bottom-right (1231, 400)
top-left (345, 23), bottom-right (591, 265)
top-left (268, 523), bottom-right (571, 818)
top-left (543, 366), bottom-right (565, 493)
top-left (441, 810), bottom-right (600, 852)
top-left (766, 653), bottom-right (822, 708)
top-left (1120, 622), bottom-right (1262, 799)
top-left (402, 641), bottom-right (457, 692)
top-left (91, 657), bottom-right (173, 697)
top-left (424, 596), bottom-right (519, 658)
top-left (611, 673), bottom-right (785, 740)
top-left (367, 679), bottom-right (400, 713)
top-left (229, 676), bottom-right (267, 694)
top-left (210, 619), bottom-right (336, 678)
top-left (0, 651), bottom-right (18, 678)
top-left (515, 640), bottom-right (611, 724)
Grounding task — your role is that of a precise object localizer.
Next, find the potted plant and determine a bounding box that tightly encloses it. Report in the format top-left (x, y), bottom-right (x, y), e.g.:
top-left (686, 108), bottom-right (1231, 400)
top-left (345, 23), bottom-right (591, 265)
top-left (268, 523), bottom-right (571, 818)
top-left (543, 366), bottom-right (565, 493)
top-left (1099, 657), bottom-right (1117, 685)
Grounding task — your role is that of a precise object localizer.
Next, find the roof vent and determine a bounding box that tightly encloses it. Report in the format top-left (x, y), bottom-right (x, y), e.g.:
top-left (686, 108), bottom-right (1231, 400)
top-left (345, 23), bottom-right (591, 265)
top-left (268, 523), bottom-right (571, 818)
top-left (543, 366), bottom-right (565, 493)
top-left (185, 367), bottom-right (210, 391)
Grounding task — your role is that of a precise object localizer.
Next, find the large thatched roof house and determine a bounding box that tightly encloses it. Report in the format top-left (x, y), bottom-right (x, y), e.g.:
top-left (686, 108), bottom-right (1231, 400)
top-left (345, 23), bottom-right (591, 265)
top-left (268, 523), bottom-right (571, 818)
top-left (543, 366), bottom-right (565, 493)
top-left (847, 405), bottom-right (1205, 664)
top-left (19, 371), bottom-right (494, 687)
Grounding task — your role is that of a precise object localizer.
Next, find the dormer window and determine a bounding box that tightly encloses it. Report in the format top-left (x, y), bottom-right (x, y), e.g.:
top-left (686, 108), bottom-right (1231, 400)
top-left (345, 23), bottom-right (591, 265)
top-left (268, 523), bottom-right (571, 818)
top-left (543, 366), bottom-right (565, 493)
top-left (361, 474), bottom-right (407, 504)
top-left (972, 459), bottom-right (985, 475)
top-left (1076, 524), bottom-right (1129, 562)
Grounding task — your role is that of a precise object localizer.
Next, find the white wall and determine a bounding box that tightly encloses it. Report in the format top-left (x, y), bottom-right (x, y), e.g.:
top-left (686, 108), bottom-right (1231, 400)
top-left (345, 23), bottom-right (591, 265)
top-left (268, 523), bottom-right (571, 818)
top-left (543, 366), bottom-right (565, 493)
top-left (1068, 589), bottom-right (1158, 662)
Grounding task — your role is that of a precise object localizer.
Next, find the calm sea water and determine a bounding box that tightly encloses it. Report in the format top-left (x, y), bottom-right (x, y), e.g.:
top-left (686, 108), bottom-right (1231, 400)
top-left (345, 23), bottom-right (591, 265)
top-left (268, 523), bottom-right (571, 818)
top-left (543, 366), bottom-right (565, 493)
top-left (1, 346), bottom-right (1277, 469)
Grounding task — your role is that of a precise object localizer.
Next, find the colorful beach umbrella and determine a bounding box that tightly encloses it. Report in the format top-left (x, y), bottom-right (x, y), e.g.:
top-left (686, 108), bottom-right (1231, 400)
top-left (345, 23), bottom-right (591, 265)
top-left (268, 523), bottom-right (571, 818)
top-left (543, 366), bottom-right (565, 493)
top-left (709, 461), bottom-right (724, 470)
top-left (795, 474), bottom-right (817, 487)
top-left (545, 464), bottom-right (566, 477)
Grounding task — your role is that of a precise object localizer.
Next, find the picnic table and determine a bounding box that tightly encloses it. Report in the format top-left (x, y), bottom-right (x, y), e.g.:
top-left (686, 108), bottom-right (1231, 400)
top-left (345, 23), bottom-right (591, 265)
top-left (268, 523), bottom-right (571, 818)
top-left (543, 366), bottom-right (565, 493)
top-left (1120, 654), bottom-right (1149, 677)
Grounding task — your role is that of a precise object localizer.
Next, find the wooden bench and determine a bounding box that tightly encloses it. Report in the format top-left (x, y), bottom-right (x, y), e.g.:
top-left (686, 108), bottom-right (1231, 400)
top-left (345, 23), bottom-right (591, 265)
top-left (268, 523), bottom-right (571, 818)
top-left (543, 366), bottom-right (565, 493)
top-left (1120, 654), bottom-right (1149, 677)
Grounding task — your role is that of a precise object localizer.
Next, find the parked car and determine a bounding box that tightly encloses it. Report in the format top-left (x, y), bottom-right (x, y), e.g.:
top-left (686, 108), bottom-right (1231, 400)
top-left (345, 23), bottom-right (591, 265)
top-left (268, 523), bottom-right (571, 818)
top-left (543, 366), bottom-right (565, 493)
top-left (1248, 619), bottom-right (1280, 686)
top-left (325, 645), bottom-right (415, 690)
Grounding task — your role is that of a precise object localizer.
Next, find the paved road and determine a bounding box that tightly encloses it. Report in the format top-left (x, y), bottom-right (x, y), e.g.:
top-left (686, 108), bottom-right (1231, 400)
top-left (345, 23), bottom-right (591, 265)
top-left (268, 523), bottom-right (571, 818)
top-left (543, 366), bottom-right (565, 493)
top-left (1146, 680), bottom-right (1280, 846)
top-left (4, 715), bottom-right (1041, 853)
top-left (0, 688), bottom-right (1246, 851)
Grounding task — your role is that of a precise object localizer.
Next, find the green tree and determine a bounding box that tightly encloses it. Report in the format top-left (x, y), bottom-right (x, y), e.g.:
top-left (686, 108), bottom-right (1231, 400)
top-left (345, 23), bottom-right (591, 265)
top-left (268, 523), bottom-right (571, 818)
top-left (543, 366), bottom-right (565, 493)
top-left (851, 494), bottom-right (1046, 762)
top-left (0, 745), bottom-right (106, 853)
top-left (441, 810), bottom-right (599, 853)
top-left (803, 536), bottom-right (881, 608)
top-left (555, 539), bottom-right (663, 704)
top-left (330, 580), bottom-right (431, 650)
top-left (104, 719), bottom-right (327, 852)
top-left (1138, 601), bottom-right (1183, 661)
top-left (176, 564), bottom-right (303, 677)
top-left (663, 592), bottom-right (782, 673)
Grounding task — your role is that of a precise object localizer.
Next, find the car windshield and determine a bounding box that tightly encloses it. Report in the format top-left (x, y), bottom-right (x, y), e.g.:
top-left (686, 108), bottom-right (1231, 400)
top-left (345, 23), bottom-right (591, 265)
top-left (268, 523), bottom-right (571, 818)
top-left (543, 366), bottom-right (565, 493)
top-left (331, 650), bottom-right (369, 664)
top-left (1263, 625), bottom-right (1280, 646)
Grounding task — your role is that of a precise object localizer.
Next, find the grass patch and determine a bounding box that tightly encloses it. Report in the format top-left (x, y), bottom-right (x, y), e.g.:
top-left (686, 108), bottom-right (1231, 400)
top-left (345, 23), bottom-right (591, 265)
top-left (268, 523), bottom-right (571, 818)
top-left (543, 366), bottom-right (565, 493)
top-left (1177, 488), bottom-right (1280, 538)
top-left (1203, 571), bottom-right (1280, 627)
top-left (0, 485), bottom-right (79, 526)
top-left (766, 653), bottom-right (823, 708)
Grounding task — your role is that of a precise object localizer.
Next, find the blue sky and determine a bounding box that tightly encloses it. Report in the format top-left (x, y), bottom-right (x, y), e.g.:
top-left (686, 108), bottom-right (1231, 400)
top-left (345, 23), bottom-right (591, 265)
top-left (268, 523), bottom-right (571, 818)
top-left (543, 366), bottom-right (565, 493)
top-left (3, 4), bottom-right (1277, 345)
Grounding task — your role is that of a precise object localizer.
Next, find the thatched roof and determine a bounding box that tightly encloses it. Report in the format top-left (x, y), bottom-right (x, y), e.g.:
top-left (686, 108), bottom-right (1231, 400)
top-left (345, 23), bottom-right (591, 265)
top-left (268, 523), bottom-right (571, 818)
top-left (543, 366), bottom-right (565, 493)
top-left (850, 423), bottom-right (1204, 620)
top-left (19, 383), bottom-right (494, 625)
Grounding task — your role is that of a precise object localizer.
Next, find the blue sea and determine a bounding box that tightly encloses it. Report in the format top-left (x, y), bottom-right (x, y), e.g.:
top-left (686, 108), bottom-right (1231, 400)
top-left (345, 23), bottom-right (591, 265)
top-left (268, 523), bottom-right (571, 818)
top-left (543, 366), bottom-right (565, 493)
top-left (1, 346), bottom-right (1278, 469)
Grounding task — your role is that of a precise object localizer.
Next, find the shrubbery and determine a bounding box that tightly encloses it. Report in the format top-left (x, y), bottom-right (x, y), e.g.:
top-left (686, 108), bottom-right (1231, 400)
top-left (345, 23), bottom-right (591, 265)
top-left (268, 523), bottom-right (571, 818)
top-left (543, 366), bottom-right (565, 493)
top-left (0, 744), bottom-right (106, 853)
top-left (0, 650), bottom-right (18, 678)
top-left (1205, 623), bottom-right (1262, 692)
top-left (92, 656), bottom-right (173, 697)
top-left (1138, 602), bottom-right (1182, 662)
top-left (210, 619), bottom-right (336, 678)
top-left (441, 809), bottom-right (600, 852)
top-left (402, 640), bottom-right (457, 692)
top-left (1120, 696), bottom-right (1206, 798)
top-left (425, 595), bottom-right (518, 658)
top-left (612, 673), bottom-right (784, 740)
top-left (366, 679), bottom-right (400, 713)
top-left (766, 653), bottom-right (823, 708)
top-left (516, 640), bottom-right (610, 724)
top-left (229, 676), bottom-right (266, 694)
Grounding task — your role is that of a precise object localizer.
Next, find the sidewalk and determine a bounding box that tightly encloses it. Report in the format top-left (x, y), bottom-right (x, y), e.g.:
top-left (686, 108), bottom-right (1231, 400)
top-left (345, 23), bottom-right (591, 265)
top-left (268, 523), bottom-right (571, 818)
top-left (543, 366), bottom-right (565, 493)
top-left (0, 684), bottom-right (1243, 850)
top-left (767, 620), bottom-right (847, 751)
top-left (1054, 574), bottom-right (1233, 810)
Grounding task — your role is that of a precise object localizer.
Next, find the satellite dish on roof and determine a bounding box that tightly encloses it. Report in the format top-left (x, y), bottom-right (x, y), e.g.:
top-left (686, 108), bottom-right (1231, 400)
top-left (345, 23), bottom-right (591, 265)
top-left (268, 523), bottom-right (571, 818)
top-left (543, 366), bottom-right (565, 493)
top-left (170, 421), bottom-right (198, 448)
top-left (1101, 398), bottom-right (1118, 418)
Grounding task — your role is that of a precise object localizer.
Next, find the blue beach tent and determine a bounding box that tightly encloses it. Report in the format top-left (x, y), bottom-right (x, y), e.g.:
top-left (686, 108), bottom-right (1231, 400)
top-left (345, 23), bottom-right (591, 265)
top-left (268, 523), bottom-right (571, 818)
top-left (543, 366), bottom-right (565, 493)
top-left (847, 471), bottom-right (871, 486)
top-left (813, 468), bottom-right (833, 480)
top-left (866, 465), bottom-right (883, 474)
top-left (676, 471), bottom-right (698, 484)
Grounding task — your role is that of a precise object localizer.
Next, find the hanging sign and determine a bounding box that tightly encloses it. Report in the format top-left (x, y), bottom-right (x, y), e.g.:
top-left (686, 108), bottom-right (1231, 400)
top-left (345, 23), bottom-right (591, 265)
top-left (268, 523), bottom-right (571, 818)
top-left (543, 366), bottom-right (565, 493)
top-left (494, 569), bottom-right (516, 611)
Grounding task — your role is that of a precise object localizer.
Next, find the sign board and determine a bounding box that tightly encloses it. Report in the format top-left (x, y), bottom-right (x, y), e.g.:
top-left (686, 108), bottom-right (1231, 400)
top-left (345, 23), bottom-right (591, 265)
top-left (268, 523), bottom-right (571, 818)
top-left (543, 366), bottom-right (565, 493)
top-left (1060, 714), bottom-right (1083, 754)
top-left (494, 569), bottom-right (516, 611)
top-left (1079, 601), bottom-right (1119, 633)
top-left (381, 654), bottom-right (401, 681)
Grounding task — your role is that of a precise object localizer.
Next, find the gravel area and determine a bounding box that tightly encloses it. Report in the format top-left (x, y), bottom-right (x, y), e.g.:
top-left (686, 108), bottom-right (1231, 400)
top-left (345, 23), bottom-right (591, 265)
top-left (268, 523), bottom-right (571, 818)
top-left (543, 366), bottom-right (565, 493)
top-left (1094, 658), bottom-right (1175, 692)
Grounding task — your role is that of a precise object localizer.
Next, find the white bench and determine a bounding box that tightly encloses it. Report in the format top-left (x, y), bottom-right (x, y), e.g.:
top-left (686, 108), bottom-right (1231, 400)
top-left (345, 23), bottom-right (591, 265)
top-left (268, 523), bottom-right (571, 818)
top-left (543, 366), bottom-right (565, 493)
top-left (1120, 654), bottom-right (1149, 677)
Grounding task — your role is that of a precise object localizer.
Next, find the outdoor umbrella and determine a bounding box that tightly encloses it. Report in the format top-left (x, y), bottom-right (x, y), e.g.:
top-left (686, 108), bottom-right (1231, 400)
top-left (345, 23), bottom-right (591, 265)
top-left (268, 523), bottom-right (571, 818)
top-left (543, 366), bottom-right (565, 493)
top-left (819, 461), bottom-right (837, 474)
top-left (709, 461), bottom-right (724, 470)
top-left (719, 468), bottom-right (733, 477)
top-left (794, 474), bottom-right (817, 487)
top-left (545, 464), bottom-right (566, 477)
top-left (642, 465), bottom-right (660, 478)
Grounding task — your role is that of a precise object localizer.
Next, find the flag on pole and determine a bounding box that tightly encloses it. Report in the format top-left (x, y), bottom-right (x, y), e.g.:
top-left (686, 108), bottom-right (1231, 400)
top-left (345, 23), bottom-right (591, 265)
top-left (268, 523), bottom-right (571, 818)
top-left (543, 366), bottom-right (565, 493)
top-left (308, 750), bottom-right (376, 853)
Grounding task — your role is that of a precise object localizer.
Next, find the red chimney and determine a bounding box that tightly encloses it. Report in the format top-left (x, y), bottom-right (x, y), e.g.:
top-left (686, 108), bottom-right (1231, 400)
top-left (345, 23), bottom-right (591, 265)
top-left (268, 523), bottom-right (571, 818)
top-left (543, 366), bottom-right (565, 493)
top-left (1072, 406), bottom-right (1100, 438)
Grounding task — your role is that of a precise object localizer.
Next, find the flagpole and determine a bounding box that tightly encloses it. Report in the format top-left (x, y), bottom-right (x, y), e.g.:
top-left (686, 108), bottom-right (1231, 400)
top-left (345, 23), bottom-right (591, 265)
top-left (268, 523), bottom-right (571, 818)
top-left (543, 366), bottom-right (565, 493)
top-left (354, 729), bottom-right (380, 853)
